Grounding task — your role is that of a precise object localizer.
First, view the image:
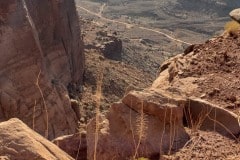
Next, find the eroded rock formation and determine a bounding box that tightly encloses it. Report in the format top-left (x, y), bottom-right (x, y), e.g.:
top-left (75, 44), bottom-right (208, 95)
top-left (0, 0), bottom-right (84, 139)
top-left (87, 90), bottom-right (190, 159)
top-left (0, 118), bottom-right (74, 160)
top-left (100, 37), bottom-right (122, 61)
top-left (53, 133), bottom-right (87, 160)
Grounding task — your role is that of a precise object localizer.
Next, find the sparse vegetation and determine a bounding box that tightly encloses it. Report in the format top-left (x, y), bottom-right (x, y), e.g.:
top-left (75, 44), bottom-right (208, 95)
top-left (36, 70), bottom-right (49, 139)
top-left (224, 20), bottom-right (240, 34)
top-left (136, 157), bottom-right (149, 160)
top-left (93, 65), bottom-right (104, 160)
top-left (134, 101), bottom-right (147, 159)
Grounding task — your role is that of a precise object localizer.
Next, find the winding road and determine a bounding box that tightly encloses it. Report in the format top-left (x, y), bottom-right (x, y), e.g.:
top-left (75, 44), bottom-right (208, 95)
top-left (76, 5), bottom-right (192, 45)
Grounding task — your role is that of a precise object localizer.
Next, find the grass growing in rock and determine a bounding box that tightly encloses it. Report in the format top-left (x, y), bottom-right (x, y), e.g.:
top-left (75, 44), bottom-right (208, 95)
top-left (93, 65), bottom-right (104, 160)
top-left (35, 70), bottom-right (49, 139)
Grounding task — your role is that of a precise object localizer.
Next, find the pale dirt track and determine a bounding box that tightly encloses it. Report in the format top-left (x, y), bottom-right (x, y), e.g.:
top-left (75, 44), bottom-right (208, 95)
top-left (76, 5), bottom-right (192, 45)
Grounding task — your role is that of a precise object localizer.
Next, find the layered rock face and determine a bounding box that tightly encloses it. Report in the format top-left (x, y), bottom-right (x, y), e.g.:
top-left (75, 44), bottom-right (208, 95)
top-left (0, 118), bottom-right (74, 160)
top-left (0, 0), bottom-right (84, 139)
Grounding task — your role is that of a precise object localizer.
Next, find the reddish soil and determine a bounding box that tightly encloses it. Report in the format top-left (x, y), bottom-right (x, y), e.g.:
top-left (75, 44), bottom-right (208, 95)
top-left (79, 49), bottom-right (152, 122)
top-left (183, 32), bottom-right (240, 114)
top-left (163, 128), bottom-right (240, 160)
top-left (78, 19), bottom-right (153, 123)
top-left (79, 17), bottom-right (240, 159)
top-left (162, 31), bottom-right (240, 160)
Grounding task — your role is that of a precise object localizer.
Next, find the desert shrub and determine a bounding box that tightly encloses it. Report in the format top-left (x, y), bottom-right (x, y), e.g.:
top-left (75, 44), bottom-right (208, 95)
top-left (137, 158), bottom-right (149, 160)
top-left (224, 20), bottom-right (240, 33)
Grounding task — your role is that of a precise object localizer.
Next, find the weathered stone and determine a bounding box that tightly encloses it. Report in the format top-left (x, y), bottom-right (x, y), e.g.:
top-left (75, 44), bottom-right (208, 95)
top-left (87, 90), bottom-right (189, 159)
top-left (0, 0), bottom-right (84, 139)
top-left (184, 98), bottom-right (240, 138)
top-left (0, 118), bottom-right (73, 160)
top-left (183, 44), bottom-right (195, 55)
top-left (122, 90), bottom-right (185, 121)
top-left (230, 8), bottom-right (240, 23)
top-left (100, 37), bottom-right (122, 60)
top-left (53, 133), bottom-right (87, 160)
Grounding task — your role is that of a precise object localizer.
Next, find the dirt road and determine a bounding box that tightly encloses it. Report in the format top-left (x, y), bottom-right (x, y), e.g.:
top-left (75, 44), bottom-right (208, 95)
top-left (76, 5), bottom-right (192, 45)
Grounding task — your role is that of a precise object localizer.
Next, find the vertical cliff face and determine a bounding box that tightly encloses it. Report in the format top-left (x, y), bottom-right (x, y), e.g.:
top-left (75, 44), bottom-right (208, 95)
top-left (0, 0), bottom-right (84, 139)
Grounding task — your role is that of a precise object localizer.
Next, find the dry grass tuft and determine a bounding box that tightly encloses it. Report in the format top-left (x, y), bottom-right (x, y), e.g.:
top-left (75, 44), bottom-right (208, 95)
top-left (32, 100), bottom-right (36, 131)
top-left (224, 20), bottom-right (240, 35)
top-left (133, 101), bottom-right (147, 159)
top-left (159, 108), bottom-right (167, 156)
top-left (93, 66), bottom-right (104, 160)
top-left (36, 70), bottom-right (49, 138)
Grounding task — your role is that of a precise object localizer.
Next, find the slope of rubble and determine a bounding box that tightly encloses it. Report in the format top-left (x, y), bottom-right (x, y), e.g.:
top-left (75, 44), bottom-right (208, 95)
top-left (85, 23), bottom-right (240, 160)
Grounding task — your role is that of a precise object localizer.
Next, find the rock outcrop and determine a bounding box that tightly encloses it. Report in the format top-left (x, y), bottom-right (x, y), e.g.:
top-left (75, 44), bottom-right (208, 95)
top-left (152, 34), bottom-right (240, 138)
top-left (84, 28), bottom-right (122, 61)
top-left (53, 133), bottom-right (87, 160)
top-left (0, 118), bottom-right (74, 160)
top-left (230, 8), bottom-right (240, 23)
top-left (87, 90), bottom-right (190, 159)
top-left (0, 0), bottom-right (84, 139)
top-left (184, 98), bottom-right (240, 137)
top-left (100, 37), bottom-right (122, 61)
top-left (86, 82), bottom-right (240, 159)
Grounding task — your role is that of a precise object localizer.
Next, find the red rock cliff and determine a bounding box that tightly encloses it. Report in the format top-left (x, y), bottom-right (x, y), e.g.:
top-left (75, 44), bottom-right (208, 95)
top-left (0, 0), bottom-right (84, 139)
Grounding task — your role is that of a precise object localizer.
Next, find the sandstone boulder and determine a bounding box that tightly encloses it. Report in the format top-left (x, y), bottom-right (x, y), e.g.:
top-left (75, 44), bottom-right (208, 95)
top-left (230, 8), bottom-right (240, 23)
top-left (87, 90), bottom-right (190, 159)
top-left (184, 98), bottom-right (240, 138)
top-left (122, 90), bottom-right (185, 119)
top-left (0, 118), bottom-right (73, 160)
top-left (53, 133), bottom-right (87, 160)
top-left (0, 0), bottom-right (84, 139)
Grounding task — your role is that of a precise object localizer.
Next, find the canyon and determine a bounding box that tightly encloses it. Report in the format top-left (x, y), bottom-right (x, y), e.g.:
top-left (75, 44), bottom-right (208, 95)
top-left (0, 0), bottom-right (240, 160)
